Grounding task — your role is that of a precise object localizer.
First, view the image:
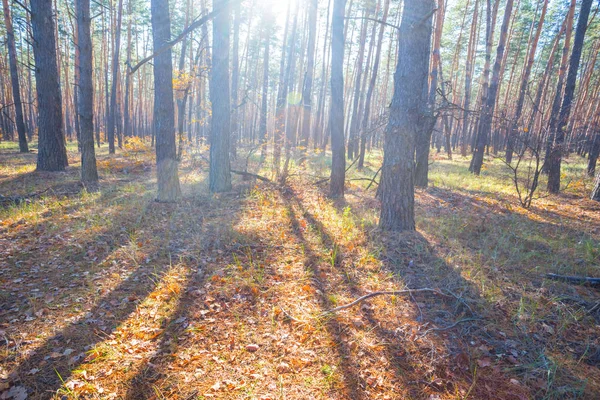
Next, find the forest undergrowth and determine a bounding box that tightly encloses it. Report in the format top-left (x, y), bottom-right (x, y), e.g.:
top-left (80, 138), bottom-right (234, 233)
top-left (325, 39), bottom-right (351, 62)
top-left (1, 141), bottom-right (599, 399)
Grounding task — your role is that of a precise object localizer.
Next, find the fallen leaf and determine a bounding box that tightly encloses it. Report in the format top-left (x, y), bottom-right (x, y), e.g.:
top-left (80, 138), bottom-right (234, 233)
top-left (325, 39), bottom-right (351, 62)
top-left (0, 386), bottom-right (28, 400)
top-left (246, 344), bottom-right (259, 352)
top-left (477, 358), bottom-right (492, 368)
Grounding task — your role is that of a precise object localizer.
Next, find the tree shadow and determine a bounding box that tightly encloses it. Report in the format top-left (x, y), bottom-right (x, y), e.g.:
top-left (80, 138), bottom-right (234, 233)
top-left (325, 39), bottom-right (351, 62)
top-left (4, 177), bottom-right (246, 399)
top-left (3, 198), bottom-right (181, 396)
top-left (285, 184), bottom-right (534, 399)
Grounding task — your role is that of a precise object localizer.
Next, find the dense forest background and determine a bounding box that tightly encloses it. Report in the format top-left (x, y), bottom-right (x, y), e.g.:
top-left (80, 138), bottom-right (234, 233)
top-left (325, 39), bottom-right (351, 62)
top-left (2, 0), bottom-right (600, 399)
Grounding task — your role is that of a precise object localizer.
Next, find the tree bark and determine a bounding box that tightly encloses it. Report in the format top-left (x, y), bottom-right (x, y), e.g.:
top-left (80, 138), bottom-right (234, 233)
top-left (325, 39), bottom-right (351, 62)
top-left (506, 0), bottom-right (547, 164)
top-left (358, 0), bottom-right (389, 170)
top-left (151, 0), bottom-right (182, 201)
top-left (76, 0), bottom-right (98, 187)
top-left (329, 0), bottom-right (346, 198)
top-left (209, 0), bottom-right (232, 192)
top-left (379, 0), bottom-right (434, 231)
top-left (107, 0), bottom-right (124, 154)
top-left (470, 0), bottom-right (513, 175)
top-left (415, 0), bottom-right (445, 187)
top-left (30, 0), bottom-right (69, 171)
top-left (2, 0), bottom-right (28, 153)
top-left (300, 0), bottom-right (318, 150)
top-left (548, 0), bottom-right (593, 193)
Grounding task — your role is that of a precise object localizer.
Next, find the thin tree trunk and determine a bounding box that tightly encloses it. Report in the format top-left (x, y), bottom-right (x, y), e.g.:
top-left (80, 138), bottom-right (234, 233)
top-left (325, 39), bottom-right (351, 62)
top-left (76, 0), bottom-right (98, 187)
top-left (506, 0), bottom-right (547, 163)
top-left (107, 0), bottom-right (123, 154)
top-left (470, 0), bottom-right (513, 175)
top-left (330, 0), bottom-right (346, 198)
top-left (358, 0), bottom-right (390, 170)
top-left (548, 0), bottom-right (593, 193)
top-left (2, 0), bottom-right (28, 152)
top-left (209, 0), bottom-right (232, 192)
top-left (415, 0), bottom-right (444, 187)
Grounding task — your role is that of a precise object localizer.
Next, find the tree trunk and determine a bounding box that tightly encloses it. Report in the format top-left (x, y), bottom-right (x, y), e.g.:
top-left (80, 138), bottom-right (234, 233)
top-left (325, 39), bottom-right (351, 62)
top-left (230, 1), bottom-right (240, 158)
top-left (300, 0), bottom-right (318, 150)
top-left (470, 0), bottom-right (513, 175)
top-left (460, 0), bottom-right (479, 157)
top-left (548, 0), bottom-right (593, 193)
top-left (358, 0), bottom-right (390, 170)
top-left (107, 0), bottom-right (123, 154)
top-left (2, 0), bottom-right (28, 153)
top-left (415, 0), bottom-right (445, 187)
top-left (347, 8), bottom-right (370, 160)
top-left (379, 0), bottom-right (434, 231)
top-left (151, 0), bottom-right (181, 201)
top-left (329, 0), bottom-right (346, 198)
top-left (506, 0), bottom-right (547, 163)
top-left (209, 0), bottom-right (232, 192)
top-left (259, 22), bottom-right (271, 158)
top-left (76, 0), bottom-right (98, 187)
top-left (31, 0), bottom-right (69, 171)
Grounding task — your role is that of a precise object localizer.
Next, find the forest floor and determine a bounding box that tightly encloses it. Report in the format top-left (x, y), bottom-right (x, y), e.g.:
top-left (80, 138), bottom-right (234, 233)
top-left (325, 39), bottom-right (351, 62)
top-left (1, 140), bottom-right (600, 400)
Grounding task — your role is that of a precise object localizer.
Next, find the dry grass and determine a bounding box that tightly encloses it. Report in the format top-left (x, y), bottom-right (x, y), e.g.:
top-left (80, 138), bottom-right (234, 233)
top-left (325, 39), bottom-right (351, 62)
top-left (0, 141), bottom-right (599, 399)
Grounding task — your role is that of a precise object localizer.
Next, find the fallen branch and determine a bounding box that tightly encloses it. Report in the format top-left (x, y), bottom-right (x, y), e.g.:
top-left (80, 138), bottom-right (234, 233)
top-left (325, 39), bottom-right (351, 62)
top-left (417, 318), bottom-right (481, 339)
top-left (230, 169), bottom-right (272, 183)
top-left (546, 273), bottom-right (600, 287)
top-left (0, 187), bottom-right (51, 206)
top-left (366, 166), bottom-right (382, 190)
top-left (322, 288), bottom-right (451, 314)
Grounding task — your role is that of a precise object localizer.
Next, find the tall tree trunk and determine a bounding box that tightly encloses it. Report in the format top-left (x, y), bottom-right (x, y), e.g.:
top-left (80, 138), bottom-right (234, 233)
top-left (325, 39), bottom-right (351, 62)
top-left (358, 0), bottom-right (390, 170)
top-left (329, 0), bottom-right (346, 198)
top-left (506, 0), bottom-right (548, 163)
top-left (76, 0), bottom-right (98, 187)
top-left (151, 0), bottom-right (181, 201)
top-left (107, 0), bottom-right (123, 154)
top-left (259, 21), bottom-right (271, 158)
top-left (300, 0), bottom-right (318, 150)
top-left (123, 0), bottom-right (133, 138)
top-left (2, 0), bottom-right (28, 152)
top-left (31, 0), bottom-right (69, 171)
top-left (544, 0), bottom-right (576, 174)
top-left (230, 0), bottom-right (240, 158)
top-left (347, 7), bottom-right (370, 160)
top-left (379, 0), bottom-right (434, 231)
top-left (470, 0), bottom-right (513, 175)
top-left (415, 0), bottom-right (444, 187)
top-left (460, 0), bottom-right (479, 157)
top-left (548, 0), bottom-right (593, 193)
top-left (209, 0), bottom-right (232, 192)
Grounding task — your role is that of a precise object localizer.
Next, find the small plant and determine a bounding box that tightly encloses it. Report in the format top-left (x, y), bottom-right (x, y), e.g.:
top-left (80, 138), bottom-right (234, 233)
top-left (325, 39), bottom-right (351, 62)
top-left (501, 132), bottom-right (545, 208)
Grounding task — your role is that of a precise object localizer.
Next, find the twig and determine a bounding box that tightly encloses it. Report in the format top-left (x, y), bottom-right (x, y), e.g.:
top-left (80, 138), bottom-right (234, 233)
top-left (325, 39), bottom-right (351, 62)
top-left (366, 166), bottom-right (382, 190)
top-left (230, 169), bottom-right (273, 183)
top-left (417, 318), bottom-right (481, 339)
top-left (322, 288), bottom-right (450, 314)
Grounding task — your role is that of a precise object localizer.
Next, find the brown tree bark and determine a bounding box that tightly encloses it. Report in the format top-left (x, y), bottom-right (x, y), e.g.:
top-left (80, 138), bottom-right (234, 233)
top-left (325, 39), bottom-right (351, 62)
top-left (76, 0), bottom-right (98, 187)
top-left (151, 0), bottom-right (181, 201)
top-left (470, 0), bottom-right (513, 175)
top-left (506, 0), bottom-right (548, 163)
top-left (379, 0), bottom-right (434, 231)
top-left (31, 0), bottom-right (69, 171)
top-left (2, 0), bottom-right (28, 153)
top-left (415, 0), bottom-right (445, 187)
top-left (548, 0), bottom-right (593, 193)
